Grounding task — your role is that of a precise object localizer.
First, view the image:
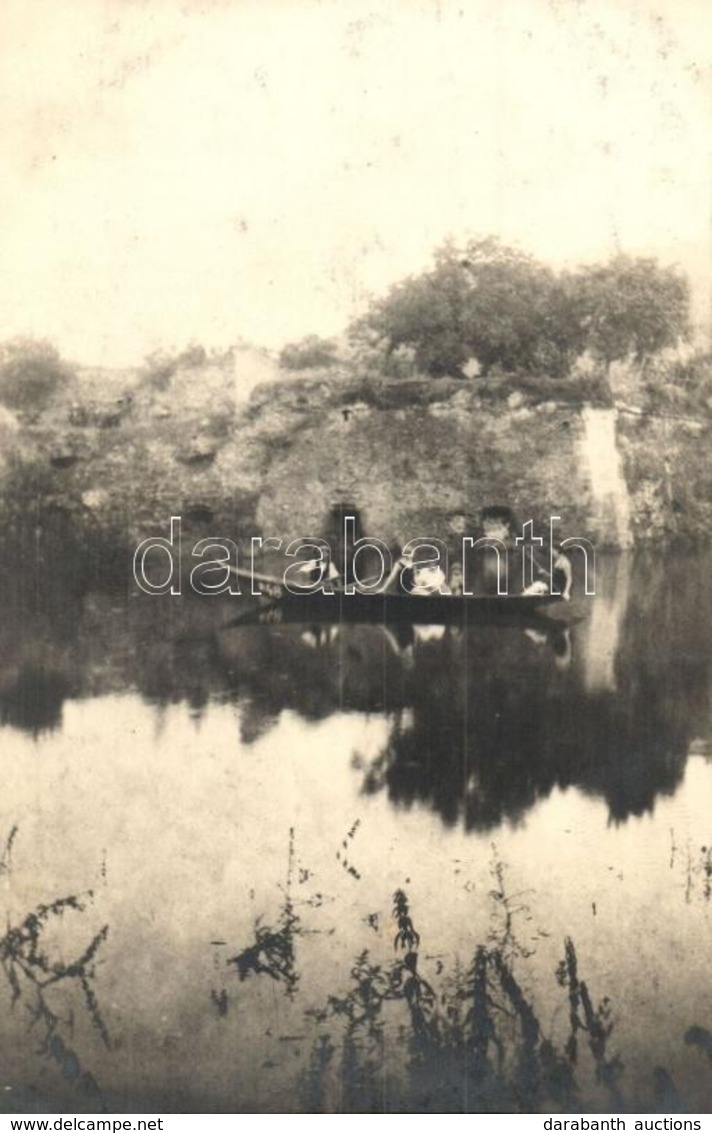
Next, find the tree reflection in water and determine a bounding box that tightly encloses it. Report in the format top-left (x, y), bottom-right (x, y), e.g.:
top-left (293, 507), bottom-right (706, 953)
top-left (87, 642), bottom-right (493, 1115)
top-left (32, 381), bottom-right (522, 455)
top-left (209, 552), bottom-right (711, 830)
top-left (360, 618), bottom-right (694, 830)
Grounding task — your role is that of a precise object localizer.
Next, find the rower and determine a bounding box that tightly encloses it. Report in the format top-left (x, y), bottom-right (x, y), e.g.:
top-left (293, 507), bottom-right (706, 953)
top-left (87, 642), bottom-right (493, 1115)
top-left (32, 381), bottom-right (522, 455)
top-left (552, 544), bottom-right (573, 601)
top-left (295, 548), bottom-right (341, 589)
top-left (448, 562), bottom-right (464, 596)
top-left (384, 547), bottom-right (449, 596)
top-left (521, 544), bottom-right (573, 600)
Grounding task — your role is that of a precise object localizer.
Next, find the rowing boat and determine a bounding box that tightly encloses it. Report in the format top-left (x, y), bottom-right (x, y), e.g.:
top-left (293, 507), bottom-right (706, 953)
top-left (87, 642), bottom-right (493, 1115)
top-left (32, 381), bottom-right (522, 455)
top-left (220, 558), bottom-right (579, 629)
top-left (280, 588), bottom-right (560, 623)
top-left (229, 589), bottom-right (565, 634)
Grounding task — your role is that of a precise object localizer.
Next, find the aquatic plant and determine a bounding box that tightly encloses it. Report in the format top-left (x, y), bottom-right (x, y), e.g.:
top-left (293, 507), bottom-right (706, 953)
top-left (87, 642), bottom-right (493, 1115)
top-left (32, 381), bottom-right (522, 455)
top-left (336, 819), bottom-right (362, 881)
top-left (0, 830), bottom-right (110, 1108)
top-left (1, 894), bottom-right (110, 1047)
top-left (293, 879), bottom-right (584, 1112)
top-left (227, 901), bottom-right (301, 997)
top-left (225, 828), bottom-right (301, 1000)
top-left (0, 824), bottom-right (18, 876)
top-left (554, 937), bottom-right (622, 1107)
top-left (212, 836), bottom-right (708, 1112)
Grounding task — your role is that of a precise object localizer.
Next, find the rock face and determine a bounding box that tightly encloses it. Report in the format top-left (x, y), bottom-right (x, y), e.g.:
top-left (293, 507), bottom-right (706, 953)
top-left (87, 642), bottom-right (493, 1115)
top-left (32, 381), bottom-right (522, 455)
top-left (246, 376), bottom-right (709, 549)
top-left (618, 410), bottom-right (712, 544)
top-left (0, 370), bottom-right (708, 549)
top-left (578, 407), bottom-right (633, 549)
top-left (254, 387), bottom-right (595, 547)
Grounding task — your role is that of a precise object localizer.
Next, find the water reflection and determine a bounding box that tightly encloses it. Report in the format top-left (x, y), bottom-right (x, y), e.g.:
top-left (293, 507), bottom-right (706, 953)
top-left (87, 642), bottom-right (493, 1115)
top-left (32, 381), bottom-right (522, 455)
top-left (1, 540), bottom-right (710, 833)
top-left (0, 668), bottom-right (70, 735)
top-left (579, 552), bottom-right (630, 693)
top-left (0, 697), bottom-right (709, 1111)
top-left (1, 531), bottom-right (711, 1111)
top-left (362, 611), bottom-right (696, 829)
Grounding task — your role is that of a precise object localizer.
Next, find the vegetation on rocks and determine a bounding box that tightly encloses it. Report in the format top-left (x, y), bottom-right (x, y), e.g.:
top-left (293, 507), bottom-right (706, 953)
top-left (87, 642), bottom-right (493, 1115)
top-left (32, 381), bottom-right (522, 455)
top-left (0, 236), bottom-right (708, 550)
top-left (279, 335), bottom-right (340, 371)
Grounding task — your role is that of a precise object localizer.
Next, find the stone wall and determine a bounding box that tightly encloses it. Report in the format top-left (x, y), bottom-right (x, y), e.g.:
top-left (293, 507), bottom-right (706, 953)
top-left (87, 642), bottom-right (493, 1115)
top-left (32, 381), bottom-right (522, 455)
top-left (254, 386), bottom-right (597, 548)
top-left (0, 369), bottom-right (708, 551)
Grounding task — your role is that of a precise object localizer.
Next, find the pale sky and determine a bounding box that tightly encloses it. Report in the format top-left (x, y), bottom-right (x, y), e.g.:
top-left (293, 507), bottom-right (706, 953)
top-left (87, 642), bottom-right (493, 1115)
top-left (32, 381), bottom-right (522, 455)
top-left (1, 0), bottom-right (711, 366)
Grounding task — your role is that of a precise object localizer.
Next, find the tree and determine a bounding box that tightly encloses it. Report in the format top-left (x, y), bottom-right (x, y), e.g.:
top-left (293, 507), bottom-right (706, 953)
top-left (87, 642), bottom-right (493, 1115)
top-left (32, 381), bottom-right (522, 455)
top-left (574, 255), bottom-right (690, 371)
top-left (351, 238), bottom-right (586, 378)
top-left (0, 338), bottom-right (73, 414)
top-left (351, 240), bottom-right (691, 381)
top-left (457, 240), bottom-right (587, 376)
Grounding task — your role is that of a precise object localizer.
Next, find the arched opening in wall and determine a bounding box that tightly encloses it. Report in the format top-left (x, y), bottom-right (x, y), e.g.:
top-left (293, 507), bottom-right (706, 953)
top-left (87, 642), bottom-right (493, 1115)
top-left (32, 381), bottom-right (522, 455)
top-left (321, 501), bottom-right (371, 585)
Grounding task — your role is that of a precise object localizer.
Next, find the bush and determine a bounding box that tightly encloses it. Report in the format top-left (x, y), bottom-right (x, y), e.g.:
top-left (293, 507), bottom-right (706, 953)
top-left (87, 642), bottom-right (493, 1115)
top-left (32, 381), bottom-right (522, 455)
top-left (140, 343), bottom-right (208, 391)
top-left (476, 368), bottom-right (612, 407)
top-left (641, 352), bottom-right (712, 417)
top-left (279, 336), bottom-right (339, 371)
top-left (0, 338), bottom-right (73, 415)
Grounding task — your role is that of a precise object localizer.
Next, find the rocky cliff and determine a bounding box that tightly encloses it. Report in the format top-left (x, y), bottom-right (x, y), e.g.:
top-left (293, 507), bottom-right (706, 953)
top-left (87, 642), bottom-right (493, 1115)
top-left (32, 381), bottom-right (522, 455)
top-left (0, 367), bottom-right (709, 553)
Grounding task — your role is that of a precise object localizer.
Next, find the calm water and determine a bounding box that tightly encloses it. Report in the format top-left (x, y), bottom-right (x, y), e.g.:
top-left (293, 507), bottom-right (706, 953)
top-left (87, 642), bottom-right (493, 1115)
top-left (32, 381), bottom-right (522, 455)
top-left (0, 545), bottom-right (710, 1113)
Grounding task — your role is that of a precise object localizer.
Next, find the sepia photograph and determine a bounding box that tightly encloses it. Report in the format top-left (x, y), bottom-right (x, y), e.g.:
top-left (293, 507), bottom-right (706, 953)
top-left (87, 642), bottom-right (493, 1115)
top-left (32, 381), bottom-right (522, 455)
top-left (0, 0), bottom-right (710, 1117)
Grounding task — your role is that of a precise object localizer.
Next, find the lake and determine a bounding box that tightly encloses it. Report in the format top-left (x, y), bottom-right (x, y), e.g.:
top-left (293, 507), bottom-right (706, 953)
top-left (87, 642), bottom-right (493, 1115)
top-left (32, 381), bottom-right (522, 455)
top-left (0, 545), bottom-right (710, 1113)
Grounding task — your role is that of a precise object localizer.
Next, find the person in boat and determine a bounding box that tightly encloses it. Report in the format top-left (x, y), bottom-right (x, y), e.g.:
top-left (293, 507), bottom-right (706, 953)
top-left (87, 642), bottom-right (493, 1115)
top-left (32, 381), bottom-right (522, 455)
top-left (552, 544), bottom-right (573, 601)
top-left (448, 562), bottom-right (464, 596)
top-left (294, 546), bottom-right (342, 589)
top-left (522, 544), bottom-right (573, 601)
top-left (384, 546), bottom-right (450, 596)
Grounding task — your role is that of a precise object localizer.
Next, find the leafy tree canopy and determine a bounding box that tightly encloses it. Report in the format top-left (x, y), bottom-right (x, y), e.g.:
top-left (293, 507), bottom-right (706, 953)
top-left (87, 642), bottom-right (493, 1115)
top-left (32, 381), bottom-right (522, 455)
top-left (574, 254), bottom-right (690, 370)
top-left (350, 238), bottom-right (690, 379)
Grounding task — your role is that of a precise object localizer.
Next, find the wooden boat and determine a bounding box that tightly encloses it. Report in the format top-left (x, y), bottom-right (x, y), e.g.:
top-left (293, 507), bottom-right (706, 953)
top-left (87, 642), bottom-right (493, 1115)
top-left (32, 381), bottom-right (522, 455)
top-left (226, 568), bottom-right (568, 628)
top-left (272, 588), bottom-right (562, 625)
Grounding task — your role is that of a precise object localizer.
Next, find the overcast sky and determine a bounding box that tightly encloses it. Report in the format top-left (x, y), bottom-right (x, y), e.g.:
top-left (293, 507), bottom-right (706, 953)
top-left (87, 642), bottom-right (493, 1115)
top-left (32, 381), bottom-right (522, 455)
top-left (1, 0), bottom-right (710, 366)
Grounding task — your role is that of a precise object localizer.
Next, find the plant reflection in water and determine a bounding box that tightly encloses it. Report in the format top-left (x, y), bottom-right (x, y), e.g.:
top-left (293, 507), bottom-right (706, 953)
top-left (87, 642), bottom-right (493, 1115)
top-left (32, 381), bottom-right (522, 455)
top-left (0, 829), bottom-right (110, 1111)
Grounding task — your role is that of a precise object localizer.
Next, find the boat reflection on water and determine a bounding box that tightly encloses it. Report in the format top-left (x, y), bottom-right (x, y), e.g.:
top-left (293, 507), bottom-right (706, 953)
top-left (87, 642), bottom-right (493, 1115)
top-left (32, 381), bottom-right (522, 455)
top-left (212, 558), bottom-right (706, 830)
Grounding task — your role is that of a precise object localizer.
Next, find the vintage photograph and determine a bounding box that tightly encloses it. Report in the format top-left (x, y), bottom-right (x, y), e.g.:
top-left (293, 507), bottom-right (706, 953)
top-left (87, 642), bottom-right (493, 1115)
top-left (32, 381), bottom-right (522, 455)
top-left (0, 0), bottom-right (710, 1116)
